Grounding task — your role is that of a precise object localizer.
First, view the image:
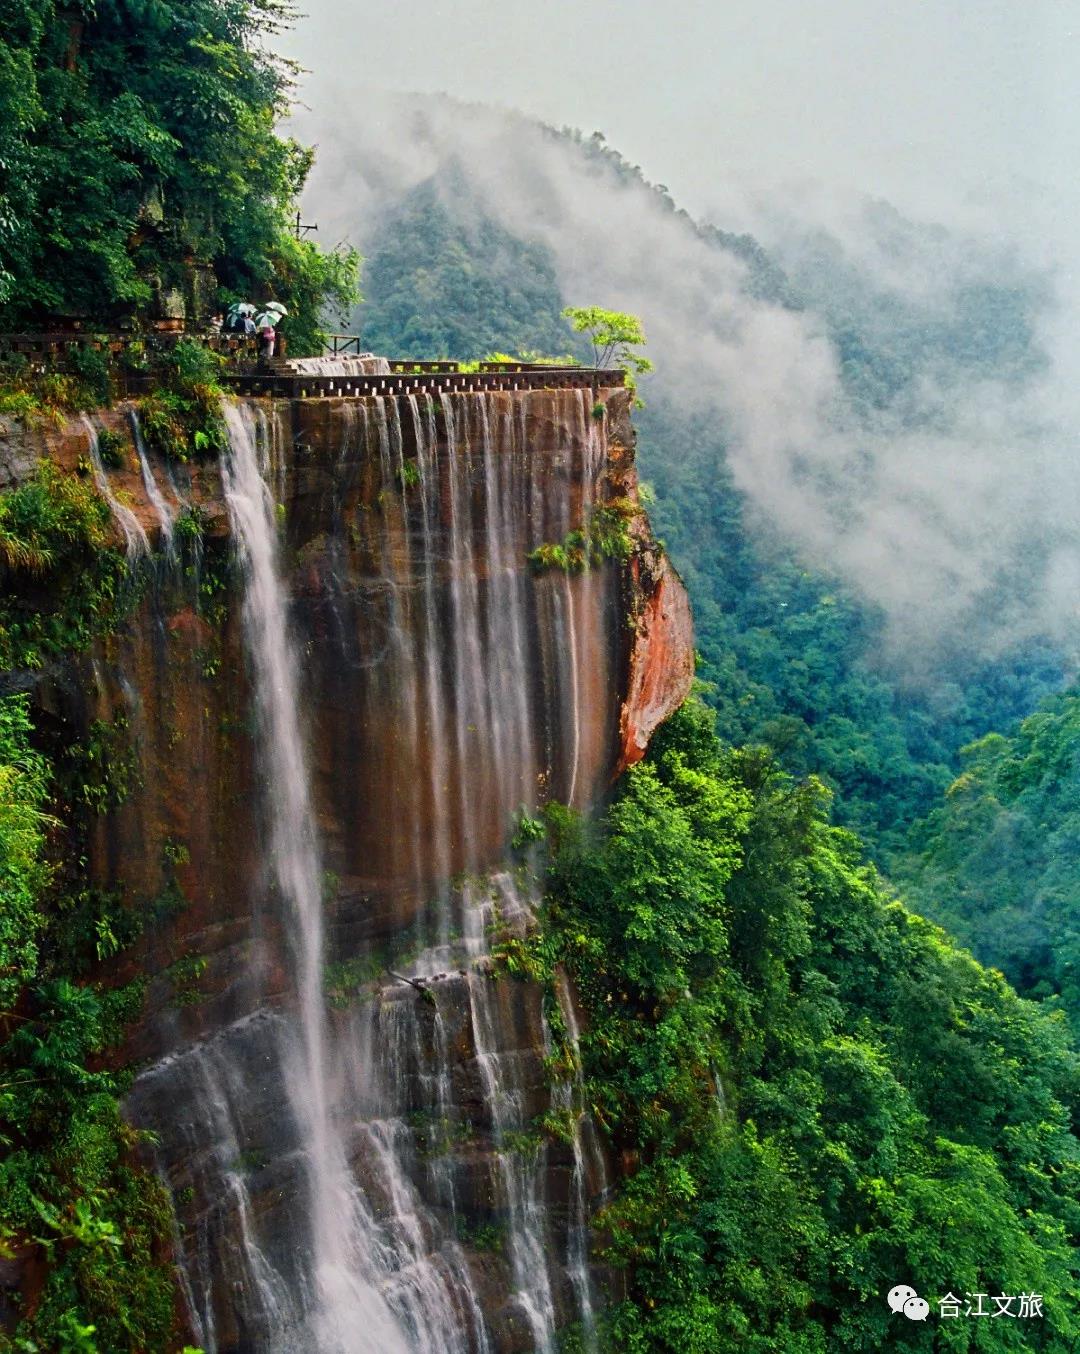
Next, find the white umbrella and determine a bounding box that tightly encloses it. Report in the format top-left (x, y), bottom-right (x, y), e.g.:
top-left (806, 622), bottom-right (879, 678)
top-left (264, 301), bottom-right (288, 316)
top-left (226, 302), bottom-right (256, 331)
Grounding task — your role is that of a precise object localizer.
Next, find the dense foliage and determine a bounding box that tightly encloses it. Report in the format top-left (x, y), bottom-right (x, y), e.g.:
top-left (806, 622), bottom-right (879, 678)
top-left (894, 687), bottom-right (1080, 1032)
top-left (0, 0), bottom-right (357, 344)
top-left (0, 696), bottom-right (48, 1012)
top-left (525, 700), bottom-right (1080, 1351)
top-left (0, 463), bottom-right (132, 670)
top-left (0, 689), bottom-right (177, 1352)
top-left (134, 338), bottom-right (228, 461)
top-left (0, 470), bottom-right (177, 1350)
top-left (357, 180), bottom-right (578, 360)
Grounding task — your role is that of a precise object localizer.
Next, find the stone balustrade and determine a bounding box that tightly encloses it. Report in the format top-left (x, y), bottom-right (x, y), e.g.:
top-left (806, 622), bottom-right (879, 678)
top-left (228, 366), bottom-right (625, 399)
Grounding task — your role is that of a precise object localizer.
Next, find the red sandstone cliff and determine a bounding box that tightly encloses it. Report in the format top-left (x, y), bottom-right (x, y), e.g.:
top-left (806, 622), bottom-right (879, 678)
top-left (0, 385), bottom-right (693, 1350)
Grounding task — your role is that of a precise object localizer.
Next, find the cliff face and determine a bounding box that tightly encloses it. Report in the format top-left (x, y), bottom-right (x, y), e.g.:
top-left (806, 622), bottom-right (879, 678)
top-left (7, 385), bottom-right (693, 1351)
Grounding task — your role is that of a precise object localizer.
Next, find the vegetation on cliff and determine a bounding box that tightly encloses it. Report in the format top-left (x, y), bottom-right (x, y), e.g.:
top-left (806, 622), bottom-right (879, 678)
top-left (134, 339), bottom-right (228, 461)
top-left (0, 691), bottom-right (178, 1351)
top-left (521, 699), bottom-right (1080, 1352)
top-left (0, 476), bottom-right (178, 1349)
top-left (561, 305), bottom-right (653, 403)
top-left (0, 463), bottom-right (130, 669)
top-left (527, 499), bottom-right (638, 575)
top-left (0, 0), bottom-right (357, 343)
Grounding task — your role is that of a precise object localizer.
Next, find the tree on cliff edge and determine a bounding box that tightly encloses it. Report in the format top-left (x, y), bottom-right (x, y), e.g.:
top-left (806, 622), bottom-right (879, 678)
top-left (563, 304), bottom-right (653, 400)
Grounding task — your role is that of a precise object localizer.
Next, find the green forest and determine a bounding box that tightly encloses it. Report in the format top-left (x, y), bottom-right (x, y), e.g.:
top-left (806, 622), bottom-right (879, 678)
top-left (0, 4), bottom-right (1078, 1351)
top-left (0, 0), bottom-right (356, 346)
top-left (519, 700), bottom-right (1080, 1351)
top-left (895, 690), bottom-right (1080, 1032)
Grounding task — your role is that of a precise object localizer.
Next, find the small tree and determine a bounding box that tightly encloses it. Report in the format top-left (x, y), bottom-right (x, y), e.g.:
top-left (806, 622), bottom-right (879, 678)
top-left (562, 306), bottom-right (653, 401)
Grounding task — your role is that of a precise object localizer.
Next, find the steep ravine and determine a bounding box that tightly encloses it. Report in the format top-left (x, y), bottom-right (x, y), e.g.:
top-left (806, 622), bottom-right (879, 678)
top-left (3, 385), bottom-right (692, 1351)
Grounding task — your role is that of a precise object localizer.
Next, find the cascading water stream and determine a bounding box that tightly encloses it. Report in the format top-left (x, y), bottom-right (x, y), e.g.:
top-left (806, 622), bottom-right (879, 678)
top-left (285, 355), bottom-right (391, 377)
top-left (81, 414), bottom-right (149, 558)
top-left (130, 389), bottom-right (620, 1352)
top-left (407, 392), bottom-right (455, 927)
top-left (130, 409), bottom-right (176, 553)
top-left (552, 976), bottom-right (608, 1354)
top-left (221, 403), bottom-right (414, 1354)
top-left (462, 883), bottom-right (558, 1354)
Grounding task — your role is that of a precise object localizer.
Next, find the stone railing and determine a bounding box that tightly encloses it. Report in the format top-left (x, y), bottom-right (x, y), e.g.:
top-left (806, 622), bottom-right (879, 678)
top-left (0, 331), bottom-right (625, 401)
top-left (227, 366), bottom-right (626, 399)
top-left (0, 330), bottom-right (251, 364)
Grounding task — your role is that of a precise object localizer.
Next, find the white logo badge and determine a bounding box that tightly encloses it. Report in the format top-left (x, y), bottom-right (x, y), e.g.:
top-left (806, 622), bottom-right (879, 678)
top-left (887, 1285), bottom-right (929, 1321)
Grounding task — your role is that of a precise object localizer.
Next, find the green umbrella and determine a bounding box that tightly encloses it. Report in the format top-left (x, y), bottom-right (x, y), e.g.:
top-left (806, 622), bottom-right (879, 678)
top-left (226, 302), bottom-right (256, 332)
top-left (255, 311), bottom-right (280, 329)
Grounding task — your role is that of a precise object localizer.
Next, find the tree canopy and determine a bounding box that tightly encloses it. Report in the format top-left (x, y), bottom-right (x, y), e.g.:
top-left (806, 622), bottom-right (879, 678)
top-left (0, 0), bottom-right (357, 342)
top-left (895, 687), bottom-right (1080, 1033)
top-left (561, 305), bottom-right (652, 375)
top-left (356, 179), bottom-right (575, 361)
top-left (527, 699), bottom-right (1080, 1352)
top-left (562, 305), bottom-right (653, 402)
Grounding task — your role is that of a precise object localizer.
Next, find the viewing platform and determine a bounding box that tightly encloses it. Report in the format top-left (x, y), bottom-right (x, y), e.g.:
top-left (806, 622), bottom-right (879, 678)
top-left (229, 360), bottom-right (626, 400)
top-left (0, 330), bottom-right (624, 399)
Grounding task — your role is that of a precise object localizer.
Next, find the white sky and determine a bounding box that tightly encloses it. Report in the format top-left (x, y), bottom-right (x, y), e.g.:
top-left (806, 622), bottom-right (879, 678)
top-left (277, 0), bottom-right (1080, 663)
top-left (282, 0), bottom-right (1079, 229)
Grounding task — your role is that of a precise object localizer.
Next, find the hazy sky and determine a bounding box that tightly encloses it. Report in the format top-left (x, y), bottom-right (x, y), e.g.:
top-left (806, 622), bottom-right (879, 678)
top-left (279, 2), bottom-right (1080, 666)
top-left (282, 0), bottom-right (1077, 227)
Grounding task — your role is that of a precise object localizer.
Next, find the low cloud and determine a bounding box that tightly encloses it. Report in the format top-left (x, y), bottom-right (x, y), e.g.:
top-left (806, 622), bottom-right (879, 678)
top-left (293, 91), bottom-right (1080, 674)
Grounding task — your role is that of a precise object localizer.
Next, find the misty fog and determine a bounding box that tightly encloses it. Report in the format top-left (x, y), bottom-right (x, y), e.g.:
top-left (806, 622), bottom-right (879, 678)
top-left (290, 91), bottom-right (1080, 674)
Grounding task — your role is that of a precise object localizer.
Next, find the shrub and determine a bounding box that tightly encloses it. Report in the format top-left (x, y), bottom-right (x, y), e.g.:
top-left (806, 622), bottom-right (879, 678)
top-left (0, 464), bottom-right (127, 669)
top-left (95, 428), bottom-right (127, 471)
top-left (511, 808), bottom-right (546, 850)
top-left (396, 460), bottom-right (422, 490)
top-left (527, 499), bottom-right (637, 575)
top-left (65, 345), bottom-right (113, 408)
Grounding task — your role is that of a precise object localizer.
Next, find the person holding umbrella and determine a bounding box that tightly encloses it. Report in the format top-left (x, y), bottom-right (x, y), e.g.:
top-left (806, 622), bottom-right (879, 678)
top-left (226, 301), bottom-right (257, 336)
top-left (267, 302), bottom-right (288, 358)
top-left (255, 302), bottom-right (288, 360)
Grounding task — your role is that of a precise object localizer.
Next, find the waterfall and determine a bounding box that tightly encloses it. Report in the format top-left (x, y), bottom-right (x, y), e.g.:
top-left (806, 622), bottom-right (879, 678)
top-left (463, 881), bottom-right (558, 1354)
top-left (130, 409), bottom-right (176, 553)
top-left (130, 390), bottom-right (617, 1352)
top-left (81, 414), bottom-right (149, 559)
top-left (221, 403), bottom-right (415, 1353)
top-left (553, 976), bottom-right (608, 1354)
top-left (285, 355), bottom-right (391, 377)
top-left (351, 392), bottom-right (591, 1347)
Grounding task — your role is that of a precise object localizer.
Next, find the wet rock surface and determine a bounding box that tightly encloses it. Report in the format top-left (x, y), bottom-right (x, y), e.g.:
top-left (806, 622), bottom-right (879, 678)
top-left (6, 387), bottom-right (692, 1350)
